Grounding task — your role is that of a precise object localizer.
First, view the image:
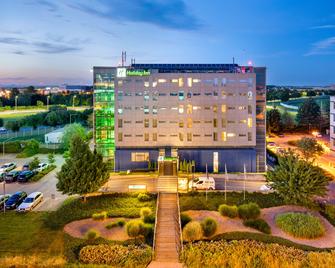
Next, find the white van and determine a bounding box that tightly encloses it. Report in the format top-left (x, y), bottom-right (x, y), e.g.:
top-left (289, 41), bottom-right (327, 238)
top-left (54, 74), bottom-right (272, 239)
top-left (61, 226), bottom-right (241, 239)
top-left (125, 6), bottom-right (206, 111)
top-left (189, 177), bottom-right (215, 190)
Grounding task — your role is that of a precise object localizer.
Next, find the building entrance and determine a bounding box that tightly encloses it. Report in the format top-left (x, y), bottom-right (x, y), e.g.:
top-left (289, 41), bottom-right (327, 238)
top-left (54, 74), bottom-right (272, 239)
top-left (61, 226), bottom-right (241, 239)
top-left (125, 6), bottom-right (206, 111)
top-left (158, 156), bottom-right (178, 176)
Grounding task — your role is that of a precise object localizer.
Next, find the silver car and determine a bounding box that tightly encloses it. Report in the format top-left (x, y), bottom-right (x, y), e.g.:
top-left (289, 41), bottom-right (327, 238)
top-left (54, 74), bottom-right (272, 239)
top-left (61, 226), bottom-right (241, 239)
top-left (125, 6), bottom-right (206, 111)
top-left (0, 162), bottom-right (16, 173)
top-left (16, 192), bottom-right (43, 212)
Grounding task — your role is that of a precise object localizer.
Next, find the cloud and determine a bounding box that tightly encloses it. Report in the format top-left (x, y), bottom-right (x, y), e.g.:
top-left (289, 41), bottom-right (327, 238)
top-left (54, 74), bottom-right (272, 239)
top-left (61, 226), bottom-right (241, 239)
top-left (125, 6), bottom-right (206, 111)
top-left (33, 42), bottom-right (81, 53)
top-left (68, 0), bottom-right (201, 30)
top-left (305, 36), bottom-right (335, 56)
top-left (12, 50), bottom-right (27, 55)
top-left (0, 37), bottom-right (28, 45)
top-left (310, 25), bottom-right (335, 30)
top-left (31, 0), bottom-right (58, 13)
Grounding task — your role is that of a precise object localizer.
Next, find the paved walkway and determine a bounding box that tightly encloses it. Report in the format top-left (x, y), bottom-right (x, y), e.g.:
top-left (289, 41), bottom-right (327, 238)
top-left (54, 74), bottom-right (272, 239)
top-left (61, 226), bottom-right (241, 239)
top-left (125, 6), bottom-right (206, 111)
top-left (148, 192), bottom-right (182, 268)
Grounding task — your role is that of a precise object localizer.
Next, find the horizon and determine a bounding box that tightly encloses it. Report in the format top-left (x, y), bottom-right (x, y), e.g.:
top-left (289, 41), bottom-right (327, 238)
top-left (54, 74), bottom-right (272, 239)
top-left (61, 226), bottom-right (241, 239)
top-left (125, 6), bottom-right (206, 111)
top-left (1, 0), bottom-right (335, 86)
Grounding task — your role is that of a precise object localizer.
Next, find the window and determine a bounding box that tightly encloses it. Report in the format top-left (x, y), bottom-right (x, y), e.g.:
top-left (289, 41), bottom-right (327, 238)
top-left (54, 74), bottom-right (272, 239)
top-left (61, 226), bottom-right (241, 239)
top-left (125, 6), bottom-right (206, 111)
top-left (239, 134), bottom-right (246, 137)
top-left (248, 132), bottom-right (252, 141)
top-left (187, 104), bottom-right (192, 114)
top-left (221, 104), bottom-right (226, 113)
top-left (158, 79), bottom-right (166, 83)
top-left (248, 118), bottom-right (253, 128)
top-left (213, 105), bottom-right (218, 113)
top-left (187, 77), bottom-right (192, 87)
top-left (125, 92), bottom-right (132, 96)
top-left (144, 106), bottom-right (149, 114)
top-left (187, 133), bottom-right (192, 141)
top-left (205, 92), bottom-right (212, 96)
top-left (227, 133), bottom-right (236, 138)
top-left (248, 105), bottom-right (252, 114)
top-left (144, 91), bottom-right (149, 101)
top-left (153, 133), bottom-right (157, 141)
top-left (193, 93), bottom-right (201, 96)
top-left (144, 81), bottom-right (149, 87)
top-left (179, 91), bottom-right (185, 101)
top-left (221, 132), bottom-right (227, 141)
top-left (222, 118), bottom-right (227, 128)
top-left (171, 78), bottom-right (178, 83)
top-left (144, 119), bottom-right (149, 128)
top-left (118, 132), bottom-right (123, 142)
top-left (179, 120), bottom-right (184, 128)
top-left (228, 106), bottom-right (235, 110)
top-left (179, 133), bottom-right (184, 141)
top-left (239, 119), bottom-right (247, 124)
top-left (152, 81), bottom-right (157, 87)
top-left (118, 119), bottom-right (123, 128)
top-left (144, 133), bottom-right (149, 141)
top-left (117, 91), bottom-right (123, 101)
top-left (213, 118), bottom-right (218, 128)
top-left (153, 119), bottom-right (157, 128)
top-left (135, 92), bottom-right (143, 96)
top-left (136, 120), bottom-right (143, 124)
top-left (193, 105), bottom-right (201, 111)
top-left (159, 93), bottom-right (167, 96)
top-left (118, 107), bottom-right (123, 114)
top-left (152, 91), bottom-right (158, 101)
top-left (124, 134), bottom-right (132, 137)
top-left (213, 91), bottom-right (218, 96)
top-left (179, 105), bottom-right (184, 114)
top-left (239, 106), bottom-right (246, 110)
top-left (187, 118), bottom-right (192, 128)
top-left (204, 106), bottom-right (211, 110)
top-left (131, 152), bottom-right (149, 162)
top-left (152, 106), bottom-right (158, 114)
top-left (170, 92), bottom-right (178, 96)
top-left (213, 132), bottom-right (218, 141)
top-left (178, 78), bottom-right (184, 87)
top-left (193, 78), bottom-right (201, 83)
top-left (221, 91), bottom-right (226, 98)
top-left (213, 78), bottom-right (218, 86)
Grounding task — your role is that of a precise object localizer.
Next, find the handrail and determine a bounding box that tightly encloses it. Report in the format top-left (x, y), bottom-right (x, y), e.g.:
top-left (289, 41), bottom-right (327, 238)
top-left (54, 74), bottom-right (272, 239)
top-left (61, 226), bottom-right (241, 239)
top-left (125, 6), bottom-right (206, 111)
top-left (176, 191), bottom-right (183, 259)
top-left (152, 191), bottom-right (160, 260)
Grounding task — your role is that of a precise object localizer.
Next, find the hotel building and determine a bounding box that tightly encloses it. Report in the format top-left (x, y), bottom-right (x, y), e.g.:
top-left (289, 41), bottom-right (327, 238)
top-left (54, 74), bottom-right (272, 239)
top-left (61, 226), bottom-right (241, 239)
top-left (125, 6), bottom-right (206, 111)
top-left (330, 96), bottom-right (335, 150)
top-left (93, 63), bottom-right (266, 173)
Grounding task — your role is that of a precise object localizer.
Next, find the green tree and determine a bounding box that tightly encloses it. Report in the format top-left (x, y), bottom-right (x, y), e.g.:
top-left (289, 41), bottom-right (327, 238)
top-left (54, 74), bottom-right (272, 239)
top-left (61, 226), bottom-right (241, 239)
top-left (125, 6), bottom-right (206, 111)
top-left (61, 123), bottom-right (86, 149)
top-left (23, 139), bottom-right (39, 156)
top-left (266, 150), bottom-right (330, 206)
top-left (296, 98), bottom-right (321, 129)
top-left (281, 111), bottom-right (295, 131)
top-left (44, 111), bottom-right (59, 126)
top-left (56, 135), bottom-right (109, 201)
top-left (266, 108), bottom-right (282, 133)
top-left (5, 121), bottom-right (20, 132)
top-left (280, 89), bottom-right (290, 102)
top-left (297, 137), bottom-right (324, 160)
top-left (0, 118), bottom-right (3, 127)
top-left (36, 100), bottom-right (44, 107)
top-left (48, 153), bottom-right (55, 165)
top-left (29, 156), bottom-right (40, 170)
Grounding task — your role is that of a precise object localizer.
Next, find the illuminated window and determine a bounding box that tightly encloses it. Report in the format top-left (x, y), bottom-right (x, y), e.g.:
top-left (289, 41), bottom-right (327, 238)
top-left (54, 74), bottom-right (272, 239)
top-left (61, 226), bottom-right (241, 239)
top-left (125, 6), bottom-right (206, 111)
top-left (144, 119), bottom-right (149, 128)
top-left (158, 79), bottom-right (166, 83)
top-left (187, 118), bottom-right (192, 128)
top-left (222, 91), bottom-right (226, 99)
top-left (222, 118), bottom-right (227, 128)
top-left (118, 119), bottom-right (123, 128)
top-left (213, 118), bottom-right (218, 128)
top-left (144, 91), bottom-right (149, 101)
top-left (248, 118), bottom-right (253, 128)
top-left (187, 77), bottom-right (192, 87)
top-left (135, 92), bottom-right (143, 96)
top-left (187, 133), bottom-right (192, 141)
top-left (153, 133), bottom-right (157, 141)
top-left (193, 105), bottom-right (201, 111)
top-left (239, 106), bottom-right (246, 110)
top-left (153, 119), bottom-right (157, 128)
top-left (179, 120), bottom-right (184, 128)
top-left (227, 133), bottom-right (236, 138)
top-left (179, 133), bottom-right (184, 141)
top-left (187, 104), bottom-right (192, 114)
top-left (178, 105), bottom-right (184, 114)
top-left (221, 105), bottom-right (226, 113)
top-left (178, 78), bottom-right (184, 87)
top-left (221, 132), bottom-right (227, 141)
top-left (118, 107), bottom-right (123, 114)
top-left (213, 132), bottom-right (218, 141)
top-left (171, 78), bottom-right (178, 83)
top-left (118, 132), bottom-right (123, 142)
top-left (144, 133), bottom-right (149, 141)
top-left (152, 106), bottom-right (158, 114)
top-left (178, 91), bottom-right (185, 100)
top-left (152, 81), bottom-right (157, 87)
top-left (144, 106), bottom-right (149, 114)
top-left (144, 81), bottom-right (149, 87)
top-left (131, 152), bottom-right (149, 162)
top-left (213, 105), bottom-right (218, 113)
top-left (239, 119), bottom-right (247, 124)
top-left (193, 78), bottom-right (201, 83)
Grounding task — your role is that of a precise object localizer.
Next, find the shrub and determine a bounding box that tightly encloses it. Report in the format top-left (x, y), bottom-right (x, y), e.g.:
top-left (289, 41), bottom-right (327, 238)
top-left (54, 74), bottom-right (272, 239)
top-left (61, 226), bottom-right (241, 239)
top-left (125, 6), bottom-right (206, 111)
top-left (105, 222), bottom-right (118, 229)
top-left (183, 221), bottom-right (203, 241)
top-left (137, 193), bottom-right (151, 202)
top-left (140, 207), bottom-right (152, 218)
top-left (92, 211), bottom-right (107, 221)
top-left (181, 213), bottom-right (192, 228)
top-left (219, 204), bottom-right (238, 218)
top-left (126, 220), bottom-right (143, 238)
top-left (143, 214), bottom-right (155, 224)
top-left (79, 244), bottom-right (152, 266)
top-left (325, 204), bottom-right (335, 221)
top-left (116, 219), bottom-right (126, 227)
top-left (85, 229), bottom-right (99, 240)
top-left (275, 212), bottom-right (325, 238)
top-left (201, 217), bottom-right (217, 237)
top-left (238, 202), bottom-right (260, 219)
top-left (141, 223), bottom-right (154, 244)
top-left (243, 218), bottom-right (271, 234)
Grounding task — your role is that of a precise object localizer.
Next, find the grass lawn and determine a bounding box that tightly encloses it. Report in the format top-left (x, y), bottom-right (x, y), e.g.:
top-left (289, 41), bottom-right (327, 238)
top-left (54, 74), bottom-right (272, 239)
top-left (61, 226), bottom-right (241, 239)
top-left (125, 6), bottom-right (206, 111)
top-left (0, 134), bottom-right (45, 143)
top-left (0, 112), bottom-right (39, 124)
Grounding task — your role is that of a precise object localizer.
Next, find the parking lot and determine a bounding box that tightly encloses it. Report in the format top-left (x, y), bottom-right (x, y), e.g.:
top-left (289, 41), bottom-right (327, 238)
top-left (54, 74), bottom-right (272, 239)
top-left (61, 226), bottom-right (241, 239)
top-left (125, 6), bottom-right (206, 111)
top-left (0, 154), bottom-right (67, 211)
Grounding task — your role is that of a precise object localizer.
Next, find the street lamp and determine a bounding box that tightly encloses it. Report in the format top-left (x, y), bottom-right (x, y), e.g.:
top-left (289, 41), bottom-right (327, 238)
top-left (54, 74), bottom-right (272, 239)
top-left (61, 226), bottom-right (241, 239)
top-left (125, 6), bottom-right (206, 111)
top-left (15, 95), bottom-right (18, 110)
top-left (72, 95), bottom-right (77, 108)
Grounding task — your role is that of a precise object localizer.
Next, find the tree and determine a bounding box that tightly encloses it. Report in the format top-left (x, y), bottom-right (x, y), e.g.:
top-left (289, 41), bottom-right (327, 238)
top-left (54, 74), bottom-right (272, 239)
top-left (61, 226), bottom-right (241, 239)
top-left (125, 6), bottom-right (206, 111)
top-left (26, 86), bottom-right (35, 94)
top-left (0, 118), bottom-right (3, 127)
top-left (56, 135), bottom-right (109, 201)
top-left (36, 100), bottom-right (44, 107)
top-left (281, 111), bottom-right (295, 131)
top-left (266, 108), bottom-right (282, 133)
top-left (29, 156), bottom-right (40, 170)
top-left (266, 150), bottom-right (330, 206)
top-left (280, 89), bottom-right (290, 102)
top-left (23, 139), bottom-right (39, 156)
top-left (48, 153), bottom-right (55, 165)
top-left (5, 121), bottom-right (20, 132)
top-left (297, 137), bottom-right (324, 160)
top-left (296, 98), bottom-right (321, 129)
top-left (306, 90), bottom-right (316, 97)
top-left (61, 123), bottom-right (87, 149)
top-left (44, 111), bottom-right (59, 126)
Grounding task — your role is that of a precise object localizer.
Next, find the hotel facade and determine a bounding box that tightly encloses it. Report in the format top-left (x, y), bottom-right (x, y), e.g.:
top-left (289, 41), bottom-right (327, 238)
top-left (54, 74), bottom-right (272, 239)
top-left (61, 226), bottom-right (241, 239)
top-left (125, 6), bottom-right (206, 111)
top-left (93, 63), bottom-right (266, 173)
top-left (331, 96), bottom-right (335, 150)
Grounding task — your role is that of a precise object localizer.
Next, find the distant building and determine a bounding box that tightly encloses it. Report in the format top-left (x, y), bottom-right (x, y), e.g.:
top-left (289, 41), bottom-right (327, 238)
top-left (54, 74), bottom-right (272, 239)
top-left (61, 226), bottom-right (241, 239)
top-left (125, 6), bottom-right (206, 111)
top-left (45, 128), bottom-right (64, 144)
top-left (330, 96), bottom-right (335, 150)
top-left (65, 85), bottom-right (92, 93)
top-left (93, 63), bottom-right (266, 173)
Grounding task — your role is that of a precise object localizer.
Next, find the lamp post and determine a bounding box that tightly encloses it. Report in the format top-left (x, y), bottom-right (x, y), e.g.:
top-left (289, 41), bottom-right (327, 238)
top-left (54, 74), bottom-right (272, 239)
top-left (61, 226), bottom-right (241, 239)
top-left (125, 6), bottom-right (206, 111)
top-left (15, 95), bottom-right (18, 110)
top-left (47, 95), bottom-right (50, 110)
top-left (72, 95), bottom-right (77, 108)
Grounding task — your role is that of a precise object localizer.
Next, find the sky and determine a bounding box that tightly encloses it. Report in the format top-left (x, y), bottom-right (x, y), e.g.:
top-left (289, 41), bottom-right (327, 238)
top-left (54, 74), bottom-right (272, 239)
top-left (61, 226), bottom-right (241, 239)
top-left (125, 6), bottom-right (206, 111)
top-left (1, 0), bottom-right (335, 86)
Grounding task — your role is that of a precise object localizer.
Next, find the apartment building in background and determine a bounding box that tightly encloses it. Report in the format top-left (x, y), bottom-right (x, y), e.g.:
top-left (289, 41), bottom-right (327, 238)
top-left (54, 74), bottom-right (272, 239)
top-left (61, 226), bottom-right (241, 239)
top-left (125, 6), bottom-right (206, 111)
top-left (93, 63), bottom-right (266, 173)
top-left (330, 96), bottom-right (335, 150)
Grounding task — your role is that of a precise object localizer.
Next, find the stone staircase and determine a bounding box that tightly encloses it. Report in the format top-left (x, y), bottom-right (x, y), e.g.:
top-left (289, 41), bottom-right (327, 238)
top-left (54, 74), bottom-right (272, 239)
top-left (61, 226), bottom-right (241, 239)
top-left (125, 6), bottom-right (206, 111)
top-left (148, 192), bottom-right (182, 268)
top-left (156, 176), bottom-right (178, 192)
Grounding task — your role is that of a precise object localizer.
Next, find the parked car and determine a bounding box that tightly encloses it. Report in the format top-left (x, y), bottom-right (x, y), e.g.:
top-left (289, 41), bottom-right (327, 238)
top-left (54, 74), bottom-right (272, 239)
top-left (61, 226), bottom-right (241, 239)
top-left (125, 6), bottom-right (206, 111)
top-left (34, 163), bottom-right (49, 173)
top-left (5, 170), bottom-right (21, 183)
top-left (0, 194), bottom-right (11, 209)
top-left (0, 171), bottom-right (5, 182)
top-left (4, 191), bottom-right (27, 210)
top-left (0, 127), bottom-right (8, 134)
top-left (16, 192), bottom-right (43, 212)
top-left (189, 176), bottom-right (216, 190)
top-left (0, 162), bottom-right (16, 173)
top-left (260, 183), bottom-right (273, 192)
top-left (17, 171), bottom-right (34, 182)
top-left (22, 164), bottom-right (30, 171)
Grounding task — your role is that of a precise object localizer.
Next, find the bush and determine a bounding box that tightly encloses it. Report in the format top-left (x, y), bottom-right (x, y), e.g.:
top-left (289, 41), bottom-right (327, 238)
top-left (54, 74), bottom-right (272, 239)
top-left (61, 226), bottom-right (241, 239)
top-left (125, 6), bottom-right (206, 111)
top-left (126, 220), bottom-right (143, 238)
top-left (137, 193), bottom-right (151, 202)
top-left (181, 213), bottom-right (192, 228)
top-left (243, 218), bottom-right (271, 234)
top-left (92, 211), bottom-right (107, 221)
top-left (141, 223), bottom-right (154, 244)
top-left (325, 204), bottom-right (335, 221)
top-left (105, 222), bottom-right (118, 229)
top-left (140, 207), bottom-right (152, 218)
top-left (219, 204), bottom-right (238, 218)
top-left (238, 202), bottom-right (260, 219)
top-left (275, 212), bottom-right (325, 238)
top-left (116, 219), bottom-right (126, 227)
top-left (143, 214), bottom-right (155, 224)
top-left (79, 244), bottom-right (152, 266)
top-left (201, 217), bottom-right (217, 237)
top-left (183, 221), bottom-right (203, 242)
top-left (85, 229), bottom-right (99, 240)
top-left (30, 164), bottom-right (56, 182)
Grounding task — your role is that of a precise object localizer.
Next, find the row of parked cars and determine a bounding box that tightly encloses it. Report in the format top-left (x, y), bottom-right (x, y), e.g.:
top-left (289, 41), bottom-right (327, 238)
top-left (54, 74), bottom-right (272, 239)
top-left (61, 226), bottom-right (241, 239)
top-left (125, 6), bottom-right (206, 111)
top-left (0, 191), bottom-right (44, 212)
top-left (0, 162), bottom-right (49, 183)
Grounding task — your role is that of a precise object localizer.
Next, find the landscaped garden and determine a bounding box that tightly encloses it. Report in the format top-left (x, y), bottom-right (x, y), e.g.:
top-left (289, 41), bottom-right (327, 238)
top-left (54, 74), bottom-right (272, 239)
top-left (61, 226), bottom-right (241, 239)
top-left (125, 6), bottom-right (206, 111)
top-left (0, 192), bottom-right (156, 267)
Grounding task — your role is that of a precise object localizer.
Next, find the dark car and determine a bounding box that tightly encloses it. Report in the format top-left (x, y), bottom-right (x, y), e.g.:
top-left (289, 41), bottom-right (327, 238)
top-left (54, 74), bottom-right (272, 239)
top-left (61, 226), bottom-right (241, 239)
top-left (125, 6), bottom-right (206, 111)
top-left (22, 164), bottom-right (30, 171)
top-left (4, 191), bottom-right (27, 210)
top-left (17, 171), bottom-right (34, 183)
top-left (0, 194), bottom-right (11, 209)
top-left (5, 170), bottom-right (20, 183)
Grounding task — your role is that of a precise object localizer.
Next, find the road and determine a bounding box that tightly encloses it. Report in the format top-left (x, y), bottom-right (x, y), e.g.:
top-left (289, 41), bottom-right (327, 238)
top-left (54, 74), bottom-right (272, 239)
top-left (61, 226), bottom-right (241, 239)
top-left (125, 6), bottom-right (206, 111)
top-left (0, 154), bottom-right (66, 211)
top-left (269, 133), bottom-right (335, 177)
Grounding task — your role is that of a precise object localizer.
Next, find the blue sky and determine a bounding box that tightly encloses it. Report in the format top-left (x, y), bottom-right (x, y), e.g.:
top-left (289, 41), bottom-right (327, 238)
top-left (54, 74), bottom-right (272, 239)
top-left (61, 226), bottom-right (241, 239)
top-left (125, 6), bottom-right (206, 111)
top-left (1, 0), bottom-right (335, 86)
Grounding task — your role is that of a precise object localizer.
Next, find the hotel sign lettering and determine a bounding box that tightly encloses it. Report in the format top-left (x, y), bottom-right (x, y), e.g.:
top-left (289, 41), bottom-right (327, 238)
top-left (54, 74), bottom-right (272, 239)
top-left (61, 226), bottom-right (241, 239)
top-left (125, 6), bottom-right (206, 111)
top-left (126, 70), bottom-right (151, 76)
